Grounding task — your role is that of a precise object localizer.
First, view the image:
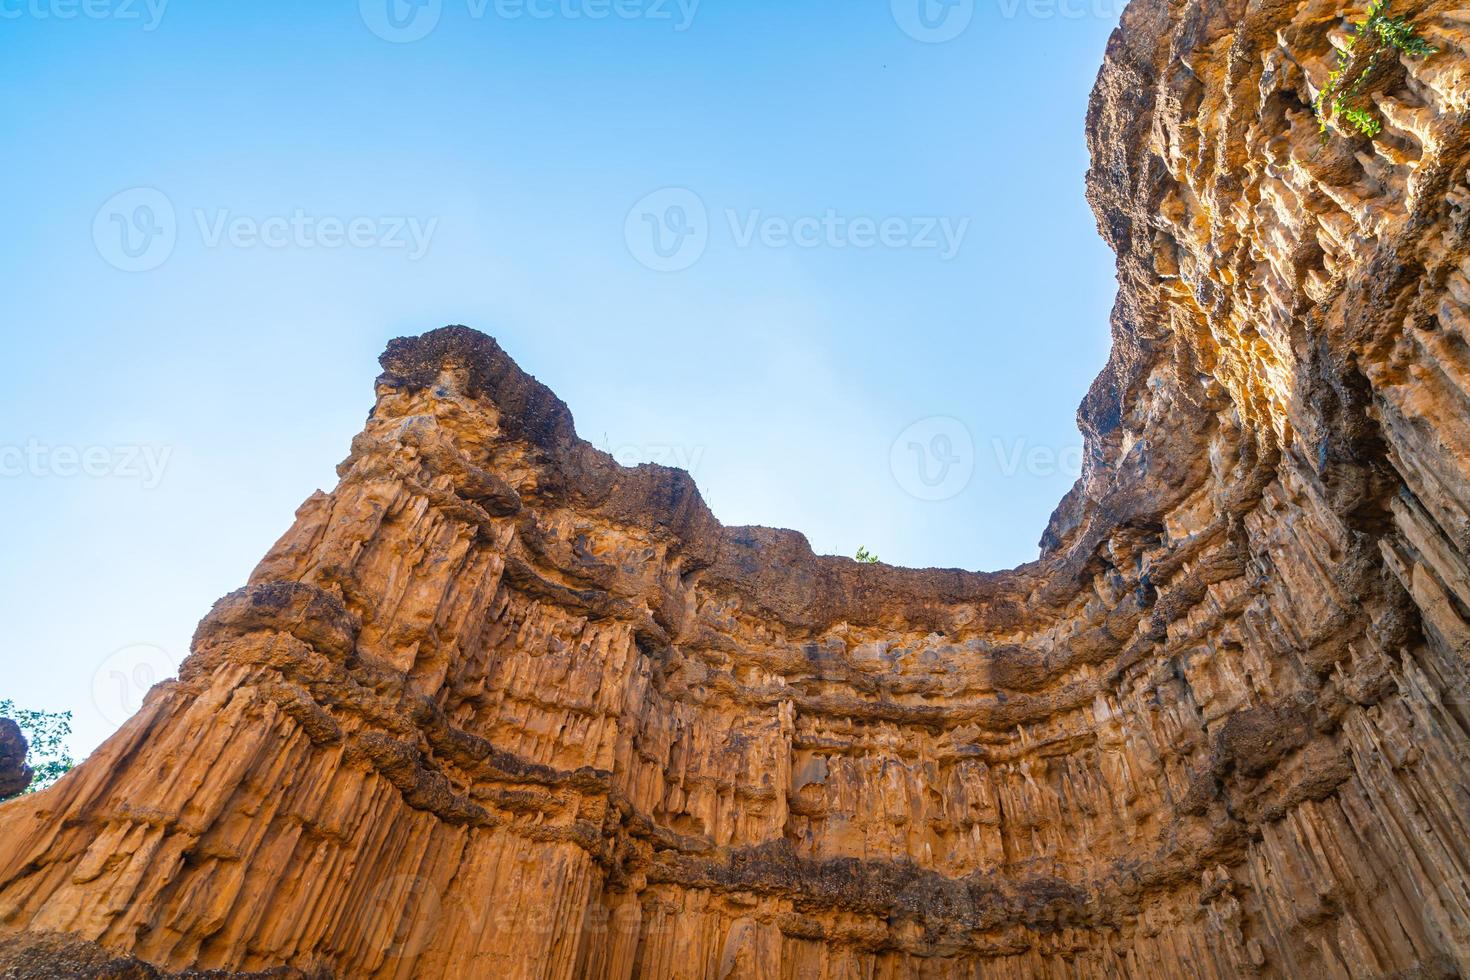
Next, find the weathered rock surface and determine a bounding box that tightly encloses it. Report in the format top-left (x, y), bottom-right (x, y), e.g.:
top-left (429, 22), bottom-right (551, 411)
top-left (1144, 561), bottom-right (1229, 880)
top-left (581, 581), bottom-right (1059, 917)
top-left (4, 0), bottom-right (1470, 975)
top-left (0, 721), bottom-right (31, 801)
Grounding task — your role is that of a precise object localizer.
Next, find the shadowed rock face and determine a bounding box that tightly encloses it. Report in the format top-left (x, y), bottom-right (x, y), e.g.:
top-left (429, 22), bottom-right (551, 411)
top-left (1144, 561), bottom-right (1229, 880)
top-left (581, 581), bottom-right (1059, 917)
top-left (4, 0), bottom-right (1470, 976)
top-left (0, 720), bottom-right (31, 801)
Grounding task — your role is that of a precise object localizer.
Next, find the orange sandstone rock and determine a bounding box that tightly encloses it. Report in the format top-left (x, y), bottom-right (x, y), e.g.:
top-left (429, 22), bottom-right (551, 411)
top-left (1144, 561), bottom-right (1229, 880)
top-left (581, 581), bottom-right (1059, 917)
top-left (5, 0), bottom-right (1470, 976)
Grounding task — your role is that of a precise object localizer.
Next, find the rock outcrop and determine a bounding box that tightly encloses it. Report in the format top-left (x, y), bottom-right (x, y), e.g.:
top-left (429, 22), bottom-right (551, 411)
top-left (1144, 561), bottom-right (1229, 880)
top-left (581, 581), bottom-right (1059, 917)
top-left (0, 721), bottom-right (31, 802)
top-left (5, 0), bottom-right (1470, 976)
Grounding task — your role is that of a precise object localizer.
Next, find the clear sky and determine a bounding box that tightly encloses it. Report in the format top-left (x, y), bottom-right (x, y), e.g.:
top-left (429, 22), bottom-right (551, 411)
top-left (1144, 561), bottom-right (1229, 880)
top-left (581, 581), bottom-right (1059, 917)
top-left (1, 0), bottom-right (1123, 760)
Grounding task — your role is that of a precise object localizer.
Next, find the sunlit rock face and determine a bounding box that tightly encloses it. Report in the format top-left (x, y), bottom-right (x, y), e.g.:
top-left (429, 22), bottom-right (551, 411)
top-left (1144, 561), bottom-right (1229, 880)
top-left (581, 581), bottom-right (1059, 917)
top-left (4, 1), bottom-right (1470, 976)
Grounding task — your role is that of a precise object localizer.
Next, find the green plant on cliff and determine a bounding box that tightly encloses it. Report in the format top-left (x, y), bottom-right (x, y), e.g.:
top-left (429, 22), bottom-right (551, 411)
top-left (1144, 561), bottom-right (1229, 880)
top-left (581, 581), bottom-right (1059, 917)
top-left (855, 546), bottom-right (880, 564)
top-left (1314, 0), bottom-right (1436, 139)
top-left (0, 700), bottom-right (74, 800)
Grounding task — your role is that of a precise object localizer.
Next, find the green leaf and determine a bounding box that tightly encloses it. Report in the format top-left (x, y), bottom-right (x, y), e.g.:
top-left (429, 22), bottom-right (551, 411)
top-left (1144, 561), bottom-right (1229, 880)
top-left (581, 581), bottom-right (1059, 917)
top-left (0, 699), bottom-right (75, 801)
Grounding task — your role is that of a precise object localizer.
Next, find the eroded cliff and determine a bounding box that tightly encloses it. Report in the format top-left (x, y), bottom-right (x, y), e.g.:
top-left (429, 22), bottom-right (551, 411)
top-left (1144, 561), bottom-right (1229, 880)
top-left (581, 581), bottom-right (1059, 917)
top-left (3, 0), bottom-right (1470, 976)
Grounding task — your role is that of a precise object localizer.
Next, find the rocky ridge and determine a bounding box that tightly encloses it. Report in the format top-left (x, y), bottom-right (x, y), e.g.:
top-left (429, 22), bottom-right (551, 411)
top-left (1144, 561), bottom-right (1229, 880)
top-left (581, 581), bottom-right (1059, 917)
top-left (3, 0), bottom-right (1470, 976)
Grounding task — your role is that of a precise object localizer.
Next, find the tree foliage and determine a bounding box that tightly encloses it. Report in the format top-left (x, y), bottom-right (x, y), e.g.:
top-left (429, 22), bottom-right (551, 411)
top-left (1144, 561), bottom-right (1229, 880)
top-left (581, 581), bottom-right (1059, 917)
top-left (0, 700), bottom-right (74, 800)
top-left (855, 546), bottom-right (881, 564)
top-left (1314, 1), bottom-right (1436, 139)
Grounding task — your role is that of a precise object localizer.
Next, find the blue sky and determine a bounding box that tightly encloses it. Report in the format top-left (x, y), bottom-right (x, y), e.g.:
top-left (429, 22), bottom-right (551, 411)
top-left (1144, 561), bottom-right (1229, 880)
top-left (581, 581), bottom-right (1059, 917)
top-left (0, 0), bottom-right (1122, 759)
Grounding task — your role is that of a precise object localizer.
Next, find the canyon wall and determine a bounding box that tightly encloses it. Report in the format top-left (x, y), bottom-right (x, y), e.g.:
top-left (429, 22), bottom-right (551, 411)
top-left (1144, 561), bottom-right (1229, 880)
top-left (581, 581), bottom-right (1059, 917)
top-left (5, 0), bottom-right (1470, 976)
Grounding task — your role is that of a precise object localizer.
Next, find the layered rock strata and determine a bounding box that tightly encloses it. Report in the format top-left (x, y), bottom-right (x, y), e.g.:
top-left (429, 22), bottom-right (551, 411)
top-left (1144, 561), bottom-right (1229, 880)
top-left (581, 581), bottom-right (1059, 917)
top-left (5, 0), bottom-right (1470, 976)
